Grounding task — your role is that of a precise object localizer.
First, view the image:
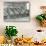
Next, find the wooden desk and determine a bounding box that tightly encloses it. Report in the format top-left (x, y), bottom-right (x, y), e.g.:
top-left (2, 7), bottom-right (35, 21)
top-left (14, 43), bottom-right (46, 46)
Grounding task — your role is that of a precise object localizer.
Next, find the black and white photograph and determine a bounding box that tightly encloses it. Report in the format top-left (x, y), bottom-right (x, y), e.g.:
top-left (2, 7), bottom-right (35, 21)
top-left (4, 2), bottom-right (30, 22)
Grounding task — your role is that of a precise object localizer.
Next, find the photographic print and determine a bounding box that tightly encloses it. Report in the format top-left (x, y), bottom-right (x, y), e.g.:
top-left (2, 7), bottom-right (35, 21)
top-left (4, 2), bottom-right (30, 22)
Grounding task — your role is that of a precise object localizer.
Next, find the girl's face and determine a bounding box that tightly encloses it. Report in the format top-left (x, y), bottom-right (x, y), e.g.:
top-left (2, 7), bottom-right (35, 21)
top-left (42, 8), bottom-right (46, 14)
top-left (40, 6), bottom-right (46, 14)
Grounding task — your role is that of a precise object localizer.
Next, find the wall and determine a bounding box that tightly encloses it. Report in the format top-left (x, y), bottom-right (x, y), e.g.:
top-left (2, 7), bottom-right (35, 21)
top-left (0, 0), bottom-right (46, 41)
